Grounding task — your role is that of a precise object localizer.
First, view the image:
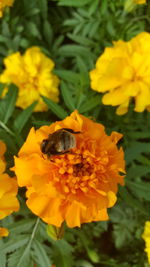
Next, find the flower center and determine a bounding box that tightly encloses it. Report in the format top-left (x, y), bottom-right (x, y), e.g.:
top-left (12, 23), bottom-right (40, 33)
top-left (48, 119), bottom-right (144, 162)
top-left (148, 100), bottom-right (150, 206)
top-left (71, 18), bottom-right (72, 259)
top-left (52, 148), bottom-right (109, 195)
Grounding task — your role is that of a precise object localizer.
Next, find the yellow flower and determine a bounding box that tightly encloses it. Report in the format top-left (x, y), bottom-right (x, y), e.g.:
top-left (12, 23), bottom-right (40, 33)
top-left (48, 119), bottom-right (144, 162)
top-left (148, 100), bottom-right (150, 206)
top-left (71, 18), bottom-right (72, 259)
top-left (134, 0), bottom-right (146, 3)
top-left (90, 32), bottom-right (150, 115)
top-left (0, 47), bottom-right (60, 112)
top-left (0, 140), bottom-right (19, 235)
top-left (124, 0), bottom-right (146, 12)
top-left (0, 0), bottom-right (14, 17)
top-left (13, 110), bottom-right (125, 228)
top-left (142, 221), bottom-right (150, 264)
top-left (0, 227), bottom-right (9, 237)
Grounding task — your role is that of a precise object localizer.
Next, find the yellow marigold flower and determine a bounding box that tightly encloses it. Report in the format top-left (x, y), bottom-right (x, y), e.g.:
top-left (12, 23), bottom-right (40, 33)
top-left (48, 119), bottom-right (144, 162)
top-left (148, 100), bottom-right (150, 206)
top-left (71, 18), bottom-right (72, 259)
top-left (0, 0), bottom-right (14, 17)
top-left (90, 32), bottom-right (150, 115)
top-left (142, 221), bottom-right (150, 263)
top-left (0, 140), bottom-right (19, 230)
top-left (13, 110), bottom-right (125, 228)
top-left (0, 227), bottom-right (9, 237)
top-left (0, 47), bottom-right (60, 112)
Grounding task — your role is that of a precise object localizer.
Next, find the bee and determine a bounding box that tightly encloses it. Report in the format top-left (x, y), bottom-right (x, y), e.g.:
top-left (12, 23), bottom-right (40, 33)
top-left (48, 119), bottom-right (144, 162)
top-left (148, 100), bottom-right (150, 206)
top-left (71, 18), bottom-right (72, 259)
top-left (40, 128), bottom-right (81, 158)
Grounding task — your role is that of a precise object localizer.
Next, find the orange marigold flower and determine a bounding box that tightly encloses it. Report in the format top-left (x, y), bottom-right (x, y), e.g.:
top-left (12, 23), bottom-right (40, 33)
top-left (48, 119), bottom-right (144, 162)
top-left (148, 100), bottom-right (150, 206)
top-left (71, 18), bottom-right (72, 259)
top-left (0, 0), bottom-right (14, 17)
top-left (90, 32), bottom-right (150, 115)
top-left (0, 140), bottom-right (19, 223)
top-left (13, 111), bottom-right (125, 228)
top-left (0, 227), bottom-right (9, 237)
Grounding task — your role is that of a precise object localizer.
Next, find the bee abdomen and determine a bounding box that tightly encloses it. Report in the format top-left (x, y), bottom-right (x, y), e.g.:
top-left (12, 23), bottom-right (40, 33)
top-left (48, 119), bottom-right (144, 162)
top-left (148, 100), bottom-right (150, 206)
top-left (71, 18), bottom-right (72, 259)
top-left (57, 131), bottom-right (76, 152)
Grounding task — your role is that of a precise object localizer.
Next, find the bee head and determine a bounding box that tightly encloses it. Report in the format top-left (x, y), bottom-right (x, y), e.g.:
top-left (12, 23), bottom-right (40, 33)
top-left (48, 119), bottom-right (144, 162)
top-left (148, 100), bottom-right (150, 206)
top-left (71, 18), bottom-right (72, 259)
top-left (40, 139), bottom-right (49, 154)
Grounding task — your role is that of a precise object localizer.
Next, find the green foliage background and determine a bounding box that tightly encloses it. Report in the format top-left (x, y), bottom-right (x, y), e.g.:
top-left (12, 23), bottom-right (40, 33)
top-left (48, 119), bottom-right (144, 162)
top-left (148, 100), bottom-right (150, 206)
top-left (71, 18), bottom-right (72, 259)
top-left (0, 0), bottom-right (150, 266)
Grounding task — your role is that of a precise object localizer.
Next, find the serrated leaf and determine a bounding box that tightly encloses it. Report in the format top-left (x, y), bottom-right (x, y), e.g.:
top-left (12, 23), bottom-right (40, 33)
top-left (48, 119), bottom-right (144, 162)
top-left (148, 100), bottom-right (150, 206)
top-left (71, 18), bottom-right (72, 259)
top-left (8, 247), bottom-right (32, 267)
top-left (67, 33), bottom-right (95, 46)
top-left (13, 101), bottom-right (37, 133)
top-left (125, 142), bottom-right (150, 164)
top-left (61, 82), bottom-right (76, 112)
top-left (0, 237), bottom-right (29, 253)
top-left (127, 180), bottom-right (150, 201)
top-left (9, 219), bottom-right (35, 235)
top-left (78, 96), bottom-right (101, 113)
top-left (41, 95), bottom-right (68, 119)
top-left (113, 223), bottom-right (132, 249)
top-left (119, 187), bottom-right (146, 212)
top-left (127, 165), bottom-right (150, 179)
top-left (33, 240), bottom-right (52, 267)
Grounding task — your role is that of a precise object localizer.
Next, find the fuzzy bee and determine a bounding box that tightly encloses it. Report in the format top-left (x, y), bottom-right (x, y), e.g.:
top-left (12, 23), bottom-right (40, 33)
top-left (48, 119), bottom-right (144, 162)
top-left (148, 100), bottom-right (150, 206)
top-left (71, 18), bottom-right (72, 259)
top-left (40, 128), bottom-right (80, 157)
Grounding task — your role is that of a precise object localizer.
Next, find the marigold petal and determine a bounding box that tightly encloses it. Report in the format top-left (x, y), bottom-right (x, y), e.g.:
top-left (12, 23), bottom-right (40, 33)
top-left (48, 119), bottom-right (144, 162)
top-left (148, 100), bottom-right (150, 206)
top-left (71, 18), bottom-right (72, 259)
top-left (134, 82), bottom-right (150, 112)
top-left (116, 99), bottom-right (130, 115)
top-left (27, 194), bottom-right (64, 227)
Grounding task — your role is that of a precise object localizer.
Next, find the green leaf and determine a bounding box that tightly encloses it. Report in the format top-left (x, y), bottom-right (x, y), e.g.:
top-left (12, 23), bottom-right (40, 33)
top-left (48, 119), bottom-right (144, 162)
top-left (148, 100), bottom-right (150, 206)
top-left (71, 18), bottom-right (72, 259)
top-left (9, 219), bottom-right (35, 235)
top-left (52, 239), bottom-right (73, 267)
top-left (33, 240), bottom-right (52, 267)
top-left (37, 0), bottom-right (48, 19)
top-left (78, 96), bottom-right (101, 113)
top-left (67, 33), bottom-right (95, 46)
top-left (113, 223), bottom-right (132, 249)
top-left (119, 187), bottom-right (148, 215)
top-left (0, 237), bottom-right (29, 254)
top-left (125, 142), bottom-right (150, 164)
top-left (41, 95), bottom-right (68, 119)
top-left (8, 247), bottom-right (32, 267)
top-left (61, 82), bottom-right (76, 112)
top-left (57, 0), bottom-right (92, 7)
top-left (55, 70), bottom-right (80, 84)
top-left (58, 45), bottom-right (92, 58)
top-left (13, 101), bottom-right (37, 133)
top-left (0, 129), bottom-right (17, 153)
top-left (0, 252), bottom-right (6, 267)
top-left (127, 180), bottom-right (150, 201)
top-left (0, 84), bottom-right (18, 123)
top-left (43, 20), bottom-right (53, 46)
top-left (127, 165), bottom-right (150, 179)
